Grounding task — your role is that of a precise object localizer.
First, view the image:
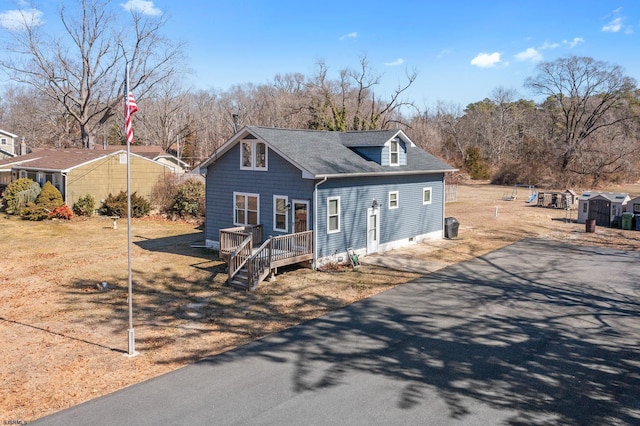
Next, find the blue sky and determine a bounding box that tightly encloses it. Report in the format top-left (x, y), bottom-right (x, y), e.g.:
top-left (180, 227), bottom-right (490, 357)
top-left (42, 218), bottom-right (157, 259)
top-left (1, 0), bottom-right (639, 109)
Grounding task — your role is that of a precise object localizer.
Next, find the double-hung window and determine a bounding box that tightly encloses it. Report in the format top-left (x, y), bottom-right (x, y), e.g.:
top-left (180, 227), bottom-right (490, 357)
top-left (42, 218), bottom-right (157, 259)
top-left (389, 140), bottom-right (399, 166)
top-left (240, 140), bottom-right (267, 170)
top-left (389, 191), bottom-right (399, 209)
top-left (327, 197), bottom-right (340, 234)
top-left (234, 192), bottom-right (259, 226)
top-left (274, 195), bottom-right (288, 232)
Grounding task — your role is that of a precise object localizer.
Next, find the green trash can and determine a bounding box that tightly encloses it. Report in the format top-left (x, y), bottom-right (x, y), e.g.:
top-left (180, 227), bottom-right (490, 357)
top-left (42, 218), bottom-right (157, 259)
top-left (621, 212), bottom-right (634, 230)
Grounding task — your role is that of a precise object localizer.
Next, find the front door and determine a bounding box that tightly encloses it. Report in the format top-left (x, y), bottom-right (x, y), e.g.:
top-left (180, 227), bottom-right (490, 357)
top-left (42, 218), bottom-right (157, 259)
top-left (293, 200), bottom-right (309, 232)
top-left (367, 207), bottom-right (379, 254)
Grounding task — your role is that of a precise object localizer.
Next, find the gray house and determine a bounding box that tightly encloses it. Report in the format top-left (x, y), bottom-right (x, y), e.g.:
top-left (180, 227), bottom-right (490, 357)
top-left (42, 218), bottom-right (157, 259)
top-left (200, 126), bottom-right (456, 288)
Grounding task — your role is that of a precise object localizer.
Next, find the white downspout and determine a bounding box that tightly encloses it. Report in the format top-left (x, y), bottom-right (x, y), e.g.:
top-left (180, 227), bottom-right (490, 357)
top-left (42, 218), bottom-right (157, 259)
top-left (313, 177), bottom-right (328, 269)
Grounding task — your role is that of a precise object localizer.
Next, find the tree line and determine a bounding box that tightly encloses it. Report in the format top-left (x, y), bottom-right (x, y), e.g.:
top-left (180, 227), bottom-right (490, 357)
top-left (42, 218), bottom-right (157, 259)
top-left (0, 0), bottom-right (638, 189)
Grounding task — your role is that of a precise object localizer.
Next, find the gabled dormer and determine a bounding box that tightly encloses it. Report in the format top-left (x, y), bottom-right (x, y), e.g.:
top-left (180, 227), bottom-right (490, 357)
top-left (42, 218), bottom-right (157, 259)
top-left (342, 131), bottom-right (412, 167)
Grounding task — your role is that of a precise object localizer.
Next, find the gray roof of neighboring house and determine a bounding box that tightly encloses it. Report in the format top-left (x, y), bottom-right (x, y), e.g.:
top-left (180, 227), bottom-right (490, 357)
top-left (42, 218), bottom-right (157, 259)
top-left (202, 126), bottom-right (456, 177)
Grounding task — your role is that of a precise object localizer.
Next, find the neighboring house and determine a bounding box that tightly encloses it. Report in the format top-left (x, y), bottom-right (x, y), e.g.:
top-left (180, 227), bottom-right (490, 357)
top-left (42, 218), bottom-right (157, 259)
top-left (576, 191), bottom-right (630, 226)
top-left (0, 129), bottom-right (19, 159)
top-left (0, 148), bottom-right (172, 207)
top-left (200, 126), bottom-right (457, 272)
top-left (100, 145), bottom-right (190, 174)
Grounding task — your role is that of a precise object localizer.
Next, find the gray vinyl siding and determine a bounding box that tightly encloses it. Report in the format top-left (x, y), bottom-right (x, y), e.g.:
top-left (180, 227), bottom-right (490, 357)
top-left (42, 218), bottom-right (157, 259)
top-left (205, 144), bottom-right (315, 244)
top-left (351, 147), bottom-right (382, 163)
top-left (315, 173), bottom-right (444, 259)
top-left (381, 139), bottom-right (407, 166)
top-left (351, 140), bottom-right (408, 167)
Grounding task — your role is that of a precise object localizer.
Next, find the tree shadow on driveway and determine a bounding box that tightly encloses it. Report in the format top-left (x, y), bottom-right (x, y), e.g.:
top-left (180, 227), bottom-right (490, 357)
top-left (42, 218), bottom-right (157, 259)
top-left (202, 238), bottom-right (640, 425)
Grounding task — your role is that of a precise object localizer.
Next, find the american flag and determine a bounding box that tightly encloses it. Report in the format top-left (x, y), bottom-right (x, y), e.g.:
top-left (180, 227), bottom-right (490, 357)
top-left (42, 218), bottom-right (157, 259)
top-left (124, 86), bottom-right (138, 144)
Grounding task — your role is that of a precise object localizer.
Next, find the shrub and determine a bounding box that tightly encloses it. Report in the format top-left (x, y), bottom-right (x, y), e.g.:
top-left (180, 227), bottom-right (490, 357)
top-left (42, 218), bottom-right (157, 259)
top-left (100, 191), bottom-right (151, 218)
top-left (73, 194), bottom-right (95, 216)
top-left (48, 205), bottom-right (74, 220)
top-left (151, 174), bottom-right (179, 213)
top-left (2, 178), bottom-right (39, 214)
top-left (35, 182), bottom-right (64, 211)
top-left (20, 203), bottom-right (49, 221)
top-left (171, 179), bottom-right (205, 217)
top-left (464, 147), bottom-right (490, 180)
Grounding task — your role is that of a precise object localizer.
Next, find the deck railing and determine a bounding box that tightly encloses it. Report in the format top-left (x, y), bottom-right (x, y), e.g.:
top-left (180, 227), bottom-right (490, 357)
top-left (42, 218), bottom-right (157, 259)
top-left (222, 229), bottom-right (313, 290)
top-left (219, 225), bottom-right (263, 258)
top-left (227, 236), bottom-right (252, 283)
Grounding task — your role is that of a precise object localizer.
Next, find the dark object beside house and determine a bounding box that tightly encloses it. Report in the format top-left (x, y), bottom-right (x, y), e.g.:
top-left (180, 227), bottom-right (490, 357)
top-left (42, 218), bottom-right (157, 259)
top-left (444, 217), bottom-right (459, 239)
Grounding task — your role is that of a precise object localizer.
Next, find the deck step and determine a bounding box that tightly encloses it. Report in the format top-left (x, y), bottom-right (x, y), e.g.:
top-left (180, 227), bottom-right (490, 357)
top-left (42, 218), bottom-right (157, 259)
top-left (229, 267), bottom-right (249, 290)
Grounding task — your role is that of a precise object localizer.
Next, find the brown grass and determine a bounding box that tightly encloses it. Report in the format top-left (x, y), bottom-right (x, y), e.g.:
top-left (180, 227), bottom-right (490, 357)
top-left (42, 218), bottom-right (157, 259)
top-left (2, 181), bottom-right (640, 421)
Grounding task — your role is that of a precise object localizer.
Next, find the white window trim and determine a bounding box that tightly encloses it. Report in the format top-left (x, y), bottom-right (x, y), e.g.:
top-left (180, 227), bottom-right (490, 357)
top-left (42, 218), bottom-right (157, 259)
top-left (36, 171), bottom-right (46, 185)
top-left (327, 196), bottom-right (341, 234)
top-left (0, 138), bottom-right (6, 145)
top-left (119, 153), bottom-right (127, 164)
top-left (19, 170), bottom-right (27, 179)
top-left (233, 192), bottom-right (260, 226)
top-left (389, 139), bottom-right (399, 166)
top-left (240, 140), bottom-right (268, 171)
top-left (273, 195), bottom-right (289, 232)
top-left (423, 187), bottom-right (433, 205)
top-left (389, 191), bottom-right (399, 209)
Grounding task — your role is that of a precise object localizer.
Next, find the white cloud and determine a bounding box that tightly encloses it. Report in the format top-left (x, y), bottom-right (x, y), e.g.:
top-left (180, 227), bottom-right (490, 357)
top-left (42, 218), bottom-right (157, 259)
top-left (470, 52), bottom-right (501, 68)
top-left (563, 37), bottom-right (584, 48)
top-left (384, 58), bottom-right (404, 66)
top-left (121, 0), bottom-right (162, 16)
top-left (515, 47), bottom-right (542, 62)
top-left (602, 17), bottom-right (623, 32)
top-left (339, 32), bottom-right (358, 40)
top-left (601, 8), bottom-right (633, 33)
top-left (436, 49), bottom-right (451, 59)
top-left (539, 41), bottom-right (560, 50)
top-left (0, 8), bottom-right (43, 31)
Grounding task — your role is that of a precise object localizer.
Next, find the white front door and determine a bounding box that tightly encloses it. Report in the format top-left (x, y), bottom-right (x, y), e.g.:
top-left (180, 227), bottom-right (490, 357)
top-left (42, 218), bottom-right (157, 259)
top-left (367, 207), bottom-right (379, 254)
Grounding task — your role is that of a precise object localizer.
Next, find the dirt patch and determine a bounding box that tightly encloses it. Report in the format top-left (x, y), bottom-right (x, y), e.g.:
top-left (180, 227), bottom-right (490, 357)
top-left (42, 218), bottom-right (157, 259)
top-left (2, 181), bottom-right (640, 421)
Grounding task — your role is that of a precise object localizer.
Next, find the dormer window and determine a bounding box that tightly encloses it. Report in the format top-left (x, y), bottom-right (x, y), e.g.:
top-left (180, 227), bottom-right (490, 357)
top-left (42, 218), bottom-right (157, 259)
top-left (241, 140), bottom-right (267, 170)
top-left (389, 140), bottom-right (399, 166)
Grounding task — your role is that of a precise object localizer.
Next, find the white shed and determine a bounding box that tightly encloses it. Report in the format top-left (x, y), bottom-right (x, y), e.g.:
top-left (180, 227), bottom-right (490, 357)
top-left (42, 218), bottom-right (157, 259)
top-left (625, 196), bottom-right (640, 215)
top-left (576, 191), bottom-right (629, 226)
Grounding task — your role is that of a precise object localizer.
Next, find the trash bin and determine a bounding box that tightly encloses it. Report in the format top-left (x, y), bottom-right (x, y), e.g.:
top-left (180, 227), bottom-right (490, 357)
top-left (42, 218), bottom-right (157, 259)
top-left (444, 217), bottom-right (459, 239)
top-left (586, 218), bottom-right (596, 233)
top-left (621, 212), bottom-right (634, 230)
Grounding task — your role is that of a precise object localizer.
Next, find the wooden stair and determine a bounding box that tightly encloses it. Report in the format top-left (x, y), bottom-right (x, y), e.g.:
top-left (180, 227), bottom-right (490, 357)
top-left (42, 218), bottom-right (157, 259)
top-left (228, 265), bottom-right (250, 291)
top-left (220, 229), bottom-right (313, 292)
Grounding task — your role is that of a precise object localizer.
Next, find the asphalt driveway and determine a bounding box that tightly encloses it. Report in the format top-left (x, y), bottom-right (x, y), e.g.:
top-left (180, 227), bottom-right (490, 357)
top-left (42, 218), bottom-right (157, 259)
top-left (36, 239), bottom-right (640, 425)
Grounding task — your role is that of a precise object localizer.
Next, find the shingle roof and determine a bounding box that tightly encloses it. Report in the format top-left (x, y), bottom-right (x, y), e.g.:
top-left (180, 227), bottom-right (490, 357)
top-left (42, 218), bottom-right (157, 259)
top-left (0, 146), bottom-right (171, 171)
top-left (209, 126), bottom-right (456, 177)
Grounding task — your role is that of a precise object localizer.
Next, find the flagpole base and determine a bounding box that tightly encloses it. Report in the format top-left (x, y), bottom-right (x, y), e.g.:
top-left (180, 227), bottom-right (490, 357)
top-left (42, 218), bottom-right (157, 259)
top-left (124, 328), bottom-right (139, 358)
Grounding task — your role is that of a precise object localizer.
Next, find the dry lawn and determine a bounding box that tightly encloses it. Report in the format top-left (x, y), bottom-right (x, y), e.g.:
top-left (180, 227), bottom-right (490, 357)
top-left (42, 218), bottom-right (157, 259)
top-left (3, 181), bottom-right (640, 421)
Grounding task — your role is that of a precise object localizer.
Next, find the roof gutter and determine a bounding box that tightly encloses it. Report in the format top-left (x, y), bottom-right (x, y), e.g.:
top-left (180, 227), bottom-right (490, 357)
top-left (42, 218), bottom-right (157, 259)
top-left (313, 176), bottom-right (328, 269)
top-left (313, 169), bottom-right (458, 179)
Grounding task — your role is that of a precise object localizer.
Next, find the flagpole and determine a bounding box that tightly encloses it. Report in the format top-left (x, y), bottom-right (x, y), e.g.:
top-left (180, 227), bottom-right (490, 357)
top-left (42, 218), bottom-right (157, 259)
top-left (125, 64), bottom-right (137, 357)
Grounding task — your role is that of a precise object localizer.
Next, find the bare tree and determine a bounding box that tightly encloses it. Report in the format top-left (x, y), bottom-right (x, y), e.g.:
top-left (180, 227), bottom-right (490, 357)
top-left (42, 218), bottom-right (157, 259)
top-left (524, 56), bottom-right (638, 173)
top-left (307, 57), bottom-right (417, 131)
top-left (0, 0), bottom-right (184, 148)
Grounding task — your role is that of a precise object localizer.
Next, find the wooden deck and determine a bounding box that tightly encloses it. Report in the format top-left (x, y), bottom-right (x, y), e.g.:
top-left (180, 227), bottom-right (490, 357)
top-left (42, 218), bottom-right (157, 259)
top-left (219, 226), bottom-right (313, 291)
